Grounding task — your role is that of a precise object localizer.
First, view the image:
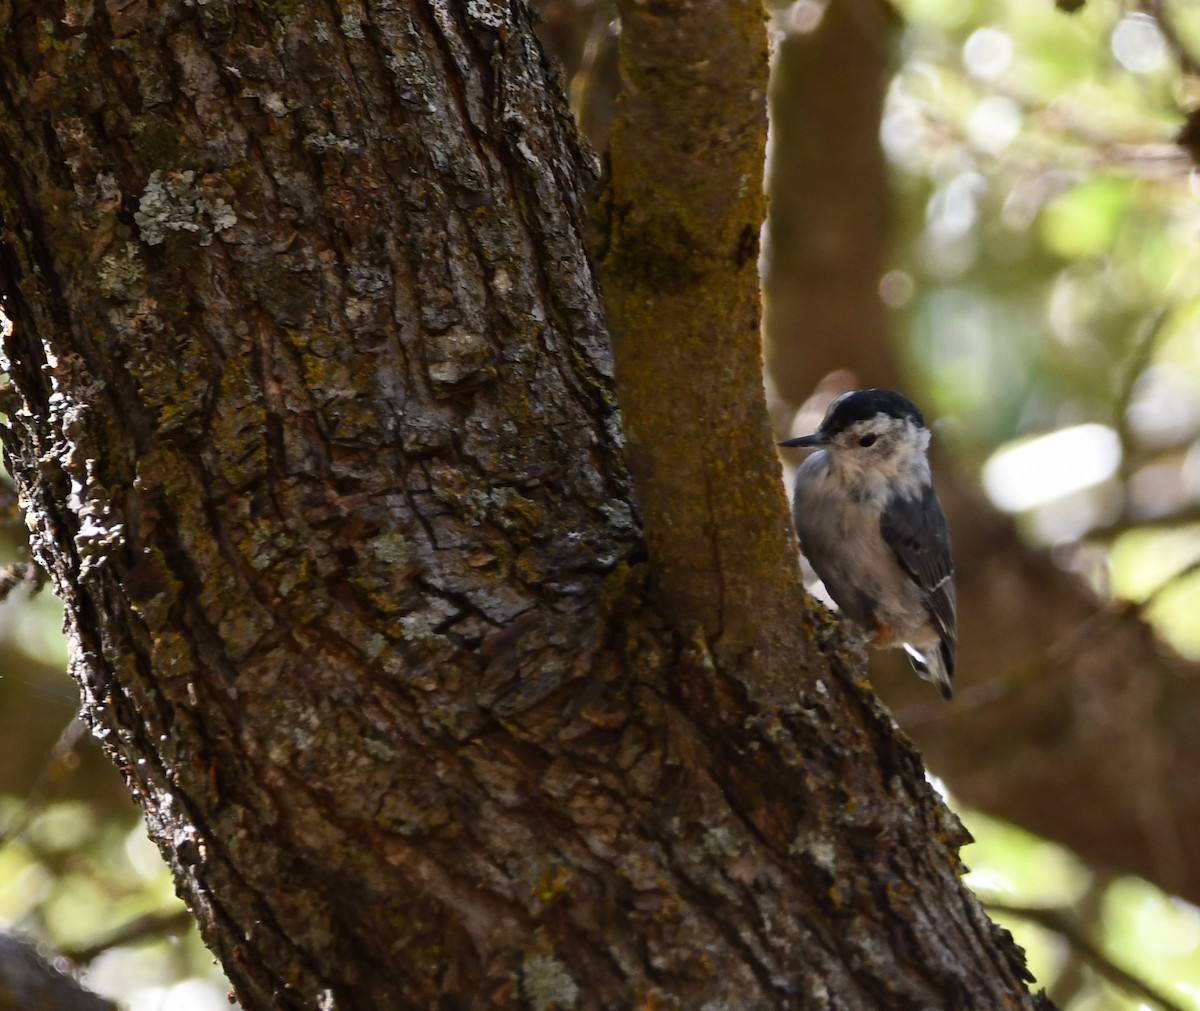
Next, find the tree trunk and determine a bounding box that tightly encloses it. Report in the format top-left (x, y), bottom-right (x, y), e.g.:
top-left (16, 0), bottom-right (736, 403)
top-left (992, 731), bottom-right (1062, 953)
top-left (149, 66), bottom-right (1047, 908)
top-left (0, 2), bottom-right (1045, 1007)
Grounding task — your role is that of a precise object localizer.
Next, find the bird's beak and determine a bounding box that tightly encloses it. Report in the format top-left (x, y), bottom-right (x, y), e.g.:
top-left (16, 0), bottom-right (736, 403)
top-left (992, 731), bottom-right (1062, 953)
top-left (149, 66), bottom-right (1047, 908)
top-left (778, 432), bottom-right (829, 448)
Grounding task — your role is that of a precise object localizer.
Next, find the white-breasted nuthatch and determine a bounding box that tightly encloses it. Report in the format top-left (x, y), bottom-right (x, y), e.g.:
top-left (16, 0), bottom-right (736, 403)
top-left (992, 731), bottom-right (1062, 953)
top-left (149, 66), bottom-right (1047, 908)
top-left (779, 389), bottom-right (956, 699)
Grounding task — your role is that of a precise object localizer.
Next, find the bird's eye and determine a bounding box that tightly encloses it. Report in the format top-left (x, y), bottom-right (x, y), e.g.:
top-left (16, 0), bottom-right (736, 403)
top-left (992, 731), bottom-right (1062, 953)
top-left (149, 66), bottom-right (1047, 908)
top-left (859, 434), bottom-right (877, 447)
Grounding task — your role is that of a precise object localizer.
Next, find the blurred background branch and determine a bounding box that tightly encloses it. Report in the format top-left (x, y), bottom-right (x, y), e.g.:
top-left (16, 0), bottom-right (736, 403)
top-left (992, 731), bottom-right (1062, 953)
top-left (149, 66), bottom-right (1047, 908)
top-left (986, 895), bottom-right (1190, 1011)
top-left (0, 932), bottom-right (116, 1011)
top-left (60, 910), bottom-right (196, 967)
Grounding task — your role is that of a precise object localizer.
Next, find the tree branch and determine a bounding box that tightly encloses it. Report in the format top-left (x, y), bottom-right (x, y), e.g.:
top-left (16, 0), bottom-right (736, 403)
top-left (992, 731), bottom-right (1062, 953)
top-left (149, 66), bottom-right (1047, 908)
top-left (986, 900), bottom-right (1191, 1011)
top-left (1141, 0), bottom-right (1200, 79)
top-left (0, 933), bottom-right (115, 1011)
top-left (61, 910), bottom-right (196, 966)
top-left (602, 0), bottom-right (805, 696)
top-left (0, 718), bottom-right (89, 849)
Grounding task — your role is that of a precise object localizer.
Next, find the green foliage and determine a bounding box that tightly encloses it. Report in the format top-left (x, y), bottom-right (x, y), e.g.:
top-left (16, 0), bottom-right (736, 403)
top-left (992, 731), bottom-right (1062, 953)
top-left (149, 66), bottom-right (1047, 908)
top-left (889, 1), bottom-right (1200, 1005)
top-left (1039, 178), bottom-right (1133, 260)
top-left (964, 806), bottom-right (1200, 1010)
top-left (890, 0), bottom-right (1200, 557)
top-left (889, 0), bottom-right (1199, 460)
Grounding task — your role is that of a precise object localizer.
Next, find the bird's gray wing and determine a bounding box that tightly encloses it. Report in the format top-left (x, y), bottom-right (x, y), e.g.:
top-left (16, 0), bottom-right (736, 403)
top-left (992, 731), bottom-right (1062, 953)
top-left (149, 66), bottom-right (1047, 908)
top-left (880, 485), bottom-right (956, 671)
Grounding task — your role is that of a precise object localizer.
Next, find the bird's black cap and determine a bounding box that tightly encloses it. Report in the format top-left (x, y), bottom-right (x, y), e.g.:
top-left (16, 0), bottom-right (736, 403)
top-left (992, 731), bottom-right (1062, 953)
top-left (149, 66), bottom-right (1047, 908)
top-left (817, 389), bottom-right (925, 435)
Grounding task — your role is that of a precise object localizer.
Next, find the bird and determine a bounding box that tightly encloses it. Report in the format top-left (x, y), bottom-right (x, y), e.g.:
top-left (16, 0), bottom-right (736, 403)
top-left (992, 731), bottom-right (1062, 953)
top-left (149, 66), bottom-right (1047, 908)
top-left (779, 389), bottom-right (956, 699)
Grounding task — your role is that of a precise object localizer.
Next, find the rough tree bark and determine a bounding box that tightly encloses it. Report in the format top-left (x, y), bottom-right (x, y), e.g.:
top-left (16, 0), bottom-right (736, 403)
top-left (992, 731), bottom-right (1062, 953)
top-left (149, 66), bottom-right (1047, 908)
top-left (0, 1), bottom-right (1046, 1008)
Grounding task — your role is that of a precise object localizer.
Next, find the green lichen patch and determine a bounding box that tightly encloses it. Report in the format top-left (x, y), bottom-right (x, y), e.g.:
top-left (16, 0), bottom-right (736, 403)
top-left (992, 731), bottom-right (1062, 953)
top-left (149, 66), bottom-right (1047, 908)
top-left (96, 242), bottom-right (146, 300)
top-left (134, 169), bottom-right (237, 246)
top-left (302, 132), bottom-right (362, 156)
top-left (367, 531), bottom-right (411, 568)
top-left (521, 954), bottom-right (578, 1011)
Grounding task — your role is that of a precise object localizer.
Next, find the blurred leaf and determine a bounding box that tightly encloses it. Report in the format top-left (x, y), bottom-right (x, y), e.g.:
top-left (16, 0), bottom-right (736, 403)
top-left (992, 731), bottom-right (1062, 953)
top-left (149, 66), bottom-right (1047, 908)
top-left (1039, 178), bottom-right (1131, 259)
